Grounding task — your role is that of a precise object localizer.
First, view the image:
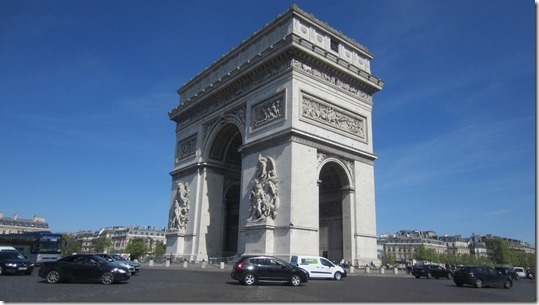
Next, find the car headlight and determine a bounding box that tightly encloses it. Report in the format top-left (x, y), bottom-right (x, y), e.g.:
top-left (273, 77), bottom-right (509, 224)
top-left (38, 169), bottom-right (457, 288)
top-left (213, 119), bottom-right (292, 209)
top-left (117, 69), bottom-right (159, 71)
top-left (112, 268), bottom-right (127, 274)
top-left (6, 263), bottom-right (17, 267)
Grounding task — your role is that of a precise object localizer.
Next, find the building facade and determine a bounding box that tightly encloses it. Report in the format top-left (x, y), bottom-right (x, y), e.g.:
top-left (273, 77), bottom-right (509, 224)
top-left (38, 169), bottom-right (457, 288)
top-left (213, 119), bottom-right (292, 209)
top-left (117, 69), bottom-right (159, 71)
top-left (165, 5), bottom-right (384, 266)
top-left (73, 226), bottom-right (166, 254)
top-left (0, 212), bottom-right (50, 234)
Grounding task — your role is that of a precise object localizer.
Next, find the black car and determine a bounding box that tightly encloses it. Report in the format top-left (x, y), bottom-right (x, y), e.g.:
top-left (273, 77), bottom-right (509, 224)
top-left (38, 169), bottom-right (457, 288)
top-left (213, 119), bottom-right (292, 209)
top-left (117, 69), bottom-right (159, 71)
top-left (495, 266), bottom-right (518, 280)
top-left (38, 254), bottom-right (131, 285)
top-left (231, 255), bottom-right (309, 286)
top-left (412, 264), bottom-right (453, 279)
top-left (0, 250), bottom-right (34, 275)
top-left (453, 265), bottom-right (512, 289)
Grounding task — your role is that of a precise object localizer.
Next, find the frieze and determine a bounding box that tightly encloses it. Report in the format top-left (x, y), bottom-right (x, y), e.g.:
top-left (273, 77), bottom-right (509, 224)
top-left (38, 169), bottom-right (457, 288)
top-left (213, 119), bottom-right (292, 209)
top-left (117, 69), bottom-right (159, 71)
top-left (291, 59), bottom-right (372, 103)
top-left (172, 59), bottom-right (291, 128)
top-left (176, 134), bottom-right (197, 162)
top-left (251, 92), bottom-right (285, 130)
top-left (301, 93), bottom-right (367, 142)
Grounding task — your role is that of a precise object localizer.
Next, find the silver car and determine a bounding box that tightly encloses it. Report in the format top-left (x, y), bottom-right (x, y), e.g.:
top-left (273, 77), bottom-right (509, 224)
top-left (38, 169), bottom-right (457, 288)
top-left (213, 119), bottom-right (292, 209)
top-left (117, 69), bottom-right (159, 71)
top-left (96, 254), bottom-right (141, 274)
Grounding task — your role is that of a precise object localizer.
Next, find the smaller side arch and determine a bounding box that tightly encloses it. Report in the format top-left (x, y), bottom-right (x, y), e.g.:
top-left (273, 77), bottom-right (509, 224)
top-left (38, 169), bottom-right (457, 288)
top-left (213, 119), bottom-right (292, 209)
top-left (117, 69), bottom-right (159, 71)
top-left (317, 156), bottom-right (354, 190)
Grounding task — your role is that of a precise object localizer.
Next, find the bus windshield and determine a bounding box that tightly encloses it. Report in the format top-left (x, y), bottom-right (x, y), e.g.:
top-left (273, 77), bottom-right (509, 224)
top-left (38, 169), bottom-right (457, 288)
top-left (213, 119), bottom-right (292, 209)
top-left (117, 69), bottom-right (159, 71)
top-left (39, 236), bottom-right (62, 253)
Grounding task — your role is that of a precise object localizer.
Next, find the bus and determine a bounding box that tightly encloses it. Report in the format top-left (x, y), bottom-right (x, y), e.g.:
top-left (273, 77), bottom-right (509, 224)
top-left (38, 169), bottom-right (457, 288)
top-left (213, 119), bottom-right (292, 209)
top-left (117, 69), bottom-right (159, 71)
top-left (0, 231), bottom-right (64, 265)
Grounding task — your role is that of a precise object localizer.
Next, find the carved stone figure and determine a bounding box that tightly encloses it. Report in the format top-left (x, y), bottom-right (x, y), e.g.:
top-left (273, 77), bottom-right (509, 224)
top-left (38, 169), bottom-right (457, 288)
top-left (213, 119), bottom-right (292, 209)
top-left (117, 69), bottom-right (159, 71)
top-left (248, 155), bottom-right (279, 221)
top-left (169, 181), bottom-right (190, 230)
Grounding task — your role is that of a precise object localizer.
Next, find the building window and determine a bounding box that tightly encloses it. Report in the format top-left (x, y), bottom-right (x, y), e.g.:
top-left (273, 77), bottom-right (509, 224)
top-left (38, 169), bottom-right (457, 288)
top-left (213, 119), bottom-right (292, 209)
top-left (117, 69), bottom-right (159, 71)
top-left (330, 39), bottom-right (339, 53)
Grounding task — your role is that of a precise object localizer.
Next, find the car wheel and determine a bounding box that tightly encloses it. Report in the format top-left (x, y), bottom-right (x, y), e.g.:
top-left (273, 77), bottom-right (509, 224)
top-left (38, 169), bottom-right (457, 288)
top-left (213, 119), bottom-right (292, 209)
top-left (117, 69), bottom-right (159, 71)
top-left (0, 266), bottom-right (3, 275)
top-left (101, 272), bottom-right (115, 285)
top-left (447, 273), bottom-right (453, 280)
top-left (426, 273), bottom-right (433, 279)
top-left (414, 275), bottom-right (420, 279)
top-left (456, 282), bottom-right (463, 287)
top-left (46, 270), bottom-right (61, 284)
top-left (334, 272), bottom-right (342, 281)
top-left (504, 280), bottom-right (512, 289)
top-left (473, 279), bottom-right (483, 288)
top-left (242, 273), bottom-right (256, 286)
top-left (289, 274), bottom-right (301, 286)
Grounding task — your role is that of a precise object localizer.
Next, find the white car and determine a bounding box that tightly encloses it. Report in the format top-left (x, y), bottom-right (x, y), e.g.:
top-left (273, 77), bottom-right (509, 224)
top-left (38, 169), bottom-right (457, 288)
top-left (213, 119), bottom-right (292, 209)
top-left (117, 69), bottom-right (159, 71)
top-left (513, 267), bottom-right (526, 279)
top-left (290, 255), bottom-right (346, 280)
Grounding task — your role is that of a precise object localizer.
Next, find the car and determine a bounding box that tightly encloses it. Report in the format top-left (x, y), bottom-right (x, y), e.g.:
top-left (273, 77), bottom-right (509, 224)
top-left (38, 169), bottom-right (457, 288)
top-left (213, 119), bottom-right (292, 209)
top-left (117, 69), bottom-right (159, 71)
top-left (38, 254), bottom-right (131, 285)
top-left (412, 264), bottom-right (453, 279)
top-left (96, 253), bottom-right (141, 273)
top-left (0, 246), bottom-right (18, 251)
top-left (0, 250), bottom-right (34, 275)
top-left (495, 266), bottom-right (518, 280)
top-left (513, 267), bottom-right (526, 279)
top-left (453, 265), bottom-right (512, 289)
top-left (290, 255), bottom-right (346, 280)
top-left (231, 255), bottom-right (309, 286)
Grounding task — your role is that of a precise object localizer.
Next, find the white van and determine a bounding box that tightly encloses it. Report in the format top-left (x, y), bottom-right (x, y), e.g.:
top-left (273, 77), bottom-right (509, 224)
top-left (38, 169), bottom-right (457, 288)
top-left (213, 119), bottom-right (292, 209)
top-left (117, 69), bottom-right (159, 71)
top-left (0, 246), bottom-right (17, 251)
top-left (290, 255), bottom-right (347, 280)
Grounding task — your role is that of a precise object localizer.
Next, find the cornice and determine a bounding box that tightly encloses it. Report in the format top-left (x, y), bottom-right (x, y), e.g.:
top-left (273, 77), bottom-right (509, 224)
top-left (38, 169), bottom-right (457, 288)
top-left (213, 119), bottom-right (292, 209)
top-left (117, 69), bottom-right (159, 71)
top-left (241, 129), bottom-right (376, 165)
top-left (172, 5), bottom-right (383, 119)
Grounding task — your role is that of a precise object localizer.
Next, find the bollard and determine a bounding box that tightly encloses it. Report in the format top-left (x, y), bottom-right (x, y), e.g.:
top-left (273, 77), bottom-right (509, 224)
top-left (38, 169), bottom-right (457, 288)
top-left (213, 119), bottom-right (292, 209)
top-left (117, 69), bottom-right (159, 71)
top-left (201, 260), bottom-right (206, 269)
top-left (380, 267), bottom-right (385, 274)
top-left (182, 260), bottom-right (188, 268)
top-left (365, 266), bottom-right (370, 273)
top-left (165, 259), bottom-right (170, 267)
top-left (349, 266), bottom-right (354, 274)
top-left (149, 259), bottom-right (154, 267)
top-left (393, 267), bottom-right (398, 274)
top-left (220, 262), bottom-right (225, 269)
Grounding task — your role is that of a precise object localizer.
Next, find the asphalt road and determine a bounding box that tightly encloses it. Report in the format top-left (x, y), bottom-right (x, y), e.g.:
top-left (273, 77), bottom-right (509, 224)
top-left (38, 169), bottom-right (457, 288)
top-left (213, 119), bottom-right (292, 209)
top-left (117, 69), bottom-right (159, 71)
top-left (1, 267), bottom-right (536, 302)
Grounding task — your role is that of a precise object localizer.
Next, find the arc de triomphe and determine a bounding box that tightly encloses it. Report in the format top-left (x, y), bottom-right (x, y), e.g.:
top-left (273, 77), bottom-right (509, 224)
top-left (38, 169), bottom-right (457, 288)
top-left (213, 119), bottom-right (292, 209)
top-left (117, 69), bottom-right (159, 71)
top-left (165, 5), bottom-right (384, 267)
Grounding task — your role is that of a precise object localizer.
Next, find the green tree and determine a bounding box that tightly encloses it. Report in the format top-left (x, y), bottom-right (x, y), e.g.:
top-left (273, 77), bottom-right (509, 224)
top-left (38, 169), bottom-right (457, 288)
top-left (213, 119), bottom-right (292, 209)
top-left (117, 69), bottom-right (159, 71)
top-left (382, 253), bottom-right (396, 266)
top-left (153, 241), bottom-right (166, 257)
top-left (414, 245), bottom-right (437, 263)
top-left (94, 236), bottom-right (111, 253)
top-left (61, 234), bottom-right (81, 256)
top-left (486, 238), bottom-right (511, 265)
top-left (125, 237), bottom-right (147, 260)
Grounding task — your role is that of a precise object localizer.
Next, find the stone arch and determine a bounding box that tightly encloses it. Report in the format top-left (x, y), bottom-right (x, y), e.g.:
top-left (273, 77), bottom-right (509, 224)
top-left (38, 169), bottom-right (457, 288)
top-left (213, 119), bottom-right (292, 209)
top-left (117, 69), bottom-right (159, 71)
top-left (317, 157), bottom-right (354, 263)
top-left (202, 122), bottom-right (243, 258)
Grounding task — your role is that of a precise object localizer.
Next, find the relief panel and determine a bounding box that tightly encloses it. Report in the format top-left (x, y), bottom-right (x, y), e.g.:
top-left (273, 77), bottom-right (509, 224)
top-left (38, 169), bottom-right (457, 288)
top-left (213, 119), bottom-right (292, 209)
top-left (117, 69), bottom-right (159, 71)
top-left (300, 92), bottom-right (368, 143)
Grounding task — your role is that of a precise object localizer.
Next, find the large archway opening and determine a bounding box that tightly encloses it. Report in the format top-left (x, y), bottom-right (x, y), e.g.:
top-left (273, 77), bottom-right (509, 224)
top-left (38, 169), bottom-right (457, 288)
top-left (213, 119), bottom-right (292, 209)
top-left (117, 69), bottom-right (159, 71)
top-left (318, 162), bottom-right (347, 262)
top-left (208, 124), bottom-right (242, 257)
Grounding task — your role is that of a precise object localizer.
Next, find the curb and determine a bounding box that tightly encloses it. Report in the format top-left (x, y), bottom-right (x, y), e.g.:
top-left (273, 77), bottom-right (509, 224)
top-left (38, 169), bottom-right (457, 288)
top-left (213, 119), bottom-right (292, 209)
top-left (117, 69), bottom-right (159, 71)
top-left (138, 262), bottom-right (412, 278)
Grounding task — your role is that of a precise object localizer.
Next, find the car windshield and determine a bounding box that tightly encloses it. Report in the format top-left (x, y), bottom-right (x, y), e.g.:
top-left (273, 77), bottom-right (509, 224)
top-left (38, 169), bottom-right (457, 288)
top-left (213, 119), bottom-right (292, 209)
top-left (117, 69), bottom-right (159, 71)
top-left (110, 254), bottom-right (127, 261)
top-left (272, 257), bottom-right (292, 267)
top-left (92, 255), bottom-right (109, 263)
top-left (0, 251), bottom-right (25, 259)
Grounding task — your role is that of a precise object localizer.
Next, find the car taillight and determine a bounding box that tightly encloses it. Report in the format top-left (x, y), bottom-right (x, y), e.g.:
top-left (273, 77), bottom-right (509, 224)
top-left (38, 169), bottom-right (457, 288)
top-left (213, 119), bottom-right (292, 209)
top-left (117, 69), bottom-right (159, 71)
top-left (237, 262), bottom-right (243, 270)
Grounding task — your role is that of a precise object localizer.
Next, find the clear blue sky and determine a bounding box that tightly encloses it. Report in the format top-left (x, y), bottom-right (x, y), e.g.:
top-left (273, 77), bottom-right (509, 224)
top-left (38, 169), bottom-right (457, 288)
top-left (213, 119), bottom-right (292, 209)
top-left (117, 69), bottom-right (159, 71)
top-left (1, 0), bottom-right (535, 244)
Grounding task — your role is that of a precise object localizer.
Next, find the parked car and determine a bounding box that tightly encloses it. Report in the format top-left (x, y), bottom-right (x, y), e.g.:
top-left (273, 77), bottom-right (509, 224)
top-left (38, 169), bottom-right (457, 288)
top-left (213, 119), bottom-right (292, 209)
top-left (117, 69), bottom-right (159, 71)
top-left (38, 254), bottom-right (131, 285)
top-left (495, 266), bottom-right (517, 280)
top-left (96, 253), bottom-right (141, 273)
top-left (453, 265), bottom-right (512, 289)
top-left (231, 255), bottom-right (309, 286)
top-left (290, 255), bottom-right (346, 280)
top-left (513, 267), bottom-right (526, 279)
top-left (0, 250), bottom-right (34, 275)
top-left (412, 264), bottom-right (453, 279)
